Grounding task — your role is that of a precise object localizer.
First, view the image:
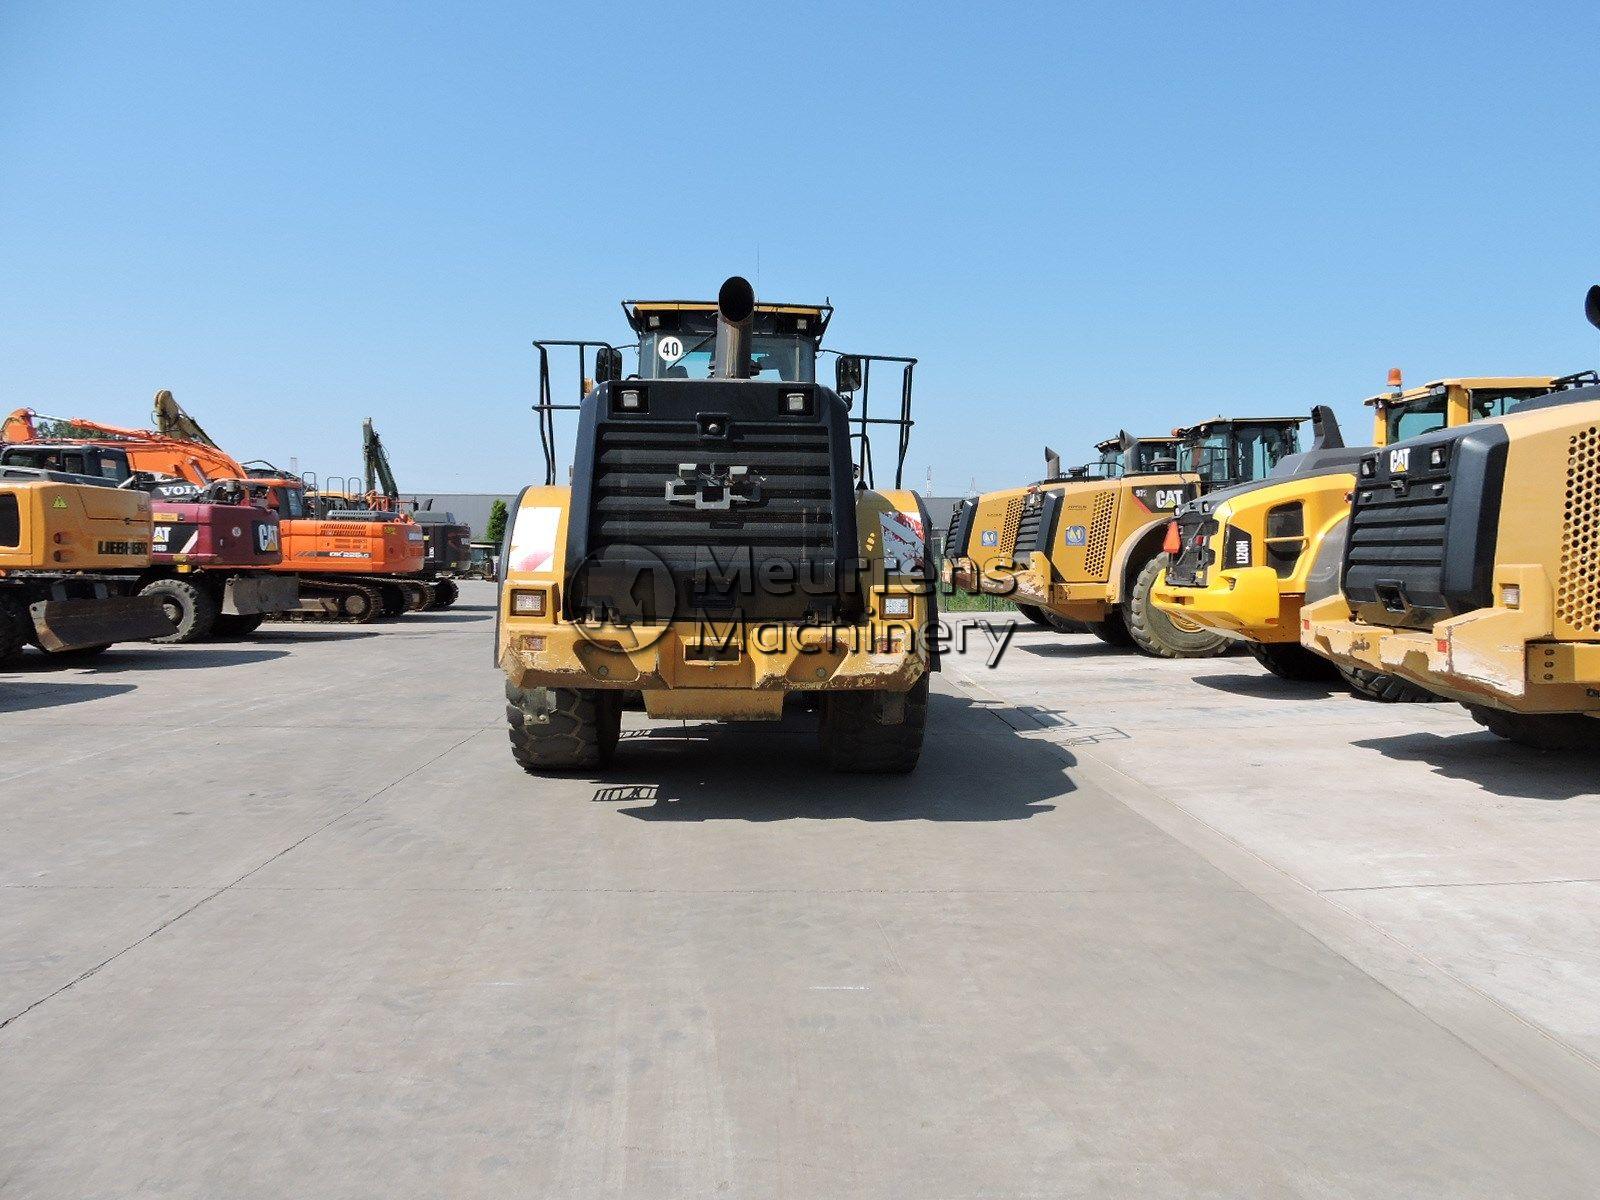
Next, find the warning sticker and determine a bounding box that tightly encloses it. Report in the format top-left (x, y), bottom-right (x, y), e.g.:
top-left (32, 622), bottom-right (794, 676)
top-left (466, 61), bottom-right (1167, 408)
top-left (878, 510), bottom-right (925, 572)
top-left (508, 505), bottom-right (562, 575)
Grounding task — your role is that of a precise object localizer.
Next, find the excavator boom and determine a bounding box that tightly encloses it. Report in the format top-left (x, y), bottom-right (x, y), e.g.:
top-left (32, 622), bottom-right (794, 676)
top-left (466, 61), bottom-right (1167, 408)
top-left (3, 406), bottom-right (252, 486)
top-left (152, 389), bottom-right (221, 448)
top-left (362, 418), bottom-right (400, 502)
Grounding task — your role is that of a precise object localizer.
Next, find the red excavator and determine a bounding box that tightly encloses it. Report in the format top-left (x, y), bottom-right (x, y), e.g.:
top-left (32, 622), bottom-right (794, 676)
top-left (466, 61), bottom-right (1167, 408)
top-left (3, 395), bottom-right (429, 622)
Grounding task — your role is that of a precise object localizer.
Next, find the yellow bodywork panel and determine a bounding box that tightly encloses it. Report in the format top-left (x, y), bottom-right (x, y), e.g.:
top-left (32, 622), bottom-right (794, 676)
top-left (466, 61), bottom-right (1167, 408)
top-left (1152, 470), bottom-right (1356, 644)
top-left (0, 480), bottom-right (155, 572)
top-left (497, 486), bottom-right (929, 720)
top-left (1302, 393), bottom-right (1600, 714)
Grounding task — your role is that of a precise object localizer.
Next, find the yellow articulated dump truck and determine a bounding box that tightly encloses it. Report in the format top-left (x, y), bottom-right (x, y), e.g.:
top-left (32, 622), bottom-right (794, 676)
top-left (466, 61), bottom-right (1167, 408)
top-left (945, 415), bottom-right (1310, 656)
top-left (942, 433), bottom-right (1179, 632)
top-left (497, 277), bottom-right (934, 773)
top-left (0, 471), bottom-right (173, 661)
top-left (1153, 376), bottom-right (1573, 699)
top-left (1301, 289), bottom-right (1600, 747)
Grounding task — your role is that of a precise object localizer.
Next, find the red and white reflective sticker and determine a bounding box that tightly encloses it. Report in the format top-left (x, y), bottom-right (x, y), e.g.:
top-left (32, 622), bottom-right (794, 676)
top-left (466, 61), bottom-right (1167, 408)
top-left (508, 505), bottom-right (562, 574)
top-left (879, 510), bottom-right (925, 570)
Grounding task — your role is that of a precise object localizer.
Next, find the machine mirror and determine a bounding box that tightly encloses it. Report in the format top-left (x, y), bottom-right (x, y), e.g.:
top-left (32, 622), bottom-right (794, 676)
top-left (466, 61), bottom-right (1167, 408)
top-left (594, 346), bottom-right (623, 385)
top-left (835, 354), bottom-right (863, 396)
top-left (1586, 285), bottom-right (1600, 332)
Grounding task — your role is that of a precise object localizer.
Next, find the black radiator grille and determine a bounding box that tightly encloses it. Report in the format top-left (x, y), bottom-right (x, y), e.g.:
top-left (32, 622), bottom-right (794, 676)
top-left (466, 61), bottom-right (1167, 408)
top-left (1344, 474), bottom-right (1452, 612)
top-left (943, 502), bottom-right (966, 557)
top-left (1016, 498), bottom-right (1043, 555)
top-left (1165, 511), bottom-right (1215, 587)
top-left (590, 420), bottom-right (835, 565)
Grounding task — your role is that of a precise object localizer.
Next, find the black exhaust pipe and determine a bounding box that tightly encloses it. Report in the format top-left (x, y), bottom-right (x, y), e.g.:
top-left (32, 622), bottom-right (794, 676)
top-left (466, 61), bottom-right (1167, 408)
top-left (713, 276), bottom-right (756, 379)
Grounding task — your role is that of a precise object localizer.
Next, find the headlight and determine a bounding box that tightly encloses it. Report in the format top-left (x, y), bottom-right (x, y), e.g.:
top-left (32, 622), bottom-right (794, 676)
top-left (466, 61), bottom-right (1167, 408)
top-left (510, 589), bottom-right (547, 616)
top-left (881, 595), bottom-right (912, 617)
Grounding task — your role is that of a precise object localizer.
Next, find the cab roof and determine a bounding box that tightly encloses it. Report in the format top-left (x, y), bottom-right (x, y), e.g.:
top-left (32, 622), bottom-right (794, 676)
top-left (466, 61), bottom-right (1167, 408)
top-left (1178, 416), bottom-right (1307, 437)
top-left (623, 299), bottom-right (833, 340)
top-left (1363, 376), bottom-right (1562, 408)
top-left (1093, 434), bottom-right (1179, 452)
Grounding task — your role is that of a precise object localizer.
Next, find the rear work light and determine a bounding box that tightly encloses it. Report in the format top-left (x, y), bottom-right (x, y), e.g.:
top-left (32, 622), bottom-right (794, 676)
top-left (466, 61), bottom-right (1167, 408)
top-left (783, 391), bottom-right (811, 415)
top-left (510, 589), bottom-right (547, 616)
top-left (617, 389), bottom-right (644, 412)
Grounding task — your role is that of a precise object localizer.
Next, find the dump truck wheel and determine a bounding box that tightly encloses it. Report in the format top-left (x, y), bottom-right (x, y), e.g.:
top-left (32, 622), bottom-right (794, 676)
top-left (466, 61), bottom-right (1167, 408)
top-left (139, 578), bottom-right (218, 644)
top-left (1087, 609), bottom-right (1134, 647)
top-left (1015, 604), bottom-right (1056, 630)
top-left (1247, 641), bottom-right (1341, 682)
top-left (0, 597), bottom-right (28, 663)
top-left (429, 578), bottom-right (459, 610)
top-left (1125, 555), bottom-right (1230, 659)
top-left (1466, 706), bottom-right (1598, 751)
top-left (213, 613), bottom-right (266, 638)
top-left (1336, 665), bottom-right (1435, 703)
top-left (819, 676), bottom-right (928, 773)
top-left (506, 682), bottom-right (621, 772)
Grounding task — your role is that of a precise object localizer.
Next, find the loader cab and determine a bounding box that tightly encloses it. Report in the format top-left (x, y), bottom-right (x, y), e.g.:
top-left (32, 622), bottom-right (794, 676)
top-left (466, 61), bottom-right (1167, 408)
top-left (624, 300), bottom-right (831, 383)
top-left (1084, 435), bottom-right (1179, 480)
top-left (1366, 376), bottom-right (1571, 446)
top-left (0, 442), bottom-right (133, 485)
top-left (1178, 418), bottom-right (1303, 489)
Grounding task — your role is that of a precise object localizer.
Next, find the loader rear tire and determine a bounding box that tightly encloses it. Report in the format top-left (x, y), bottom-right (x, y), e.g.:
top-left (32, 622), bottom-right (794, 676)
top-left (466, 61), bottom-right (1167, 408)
top-left (1125, 555), bottom-right (1230, 659)
top-left (428, 578), bottom-right (459, 610)
top-left (1087, 609), bottom-right (1135, 647)
top-left (1465, 706), bottom-right (1599, 751)
top-left (0, 597), bottom-right (29, 664)
top-left (506, 682), bottom-right (621, 772)
top-left (140, 578), bottom-right (218, 644)
top-left (1336, 665), bottom-right (1436, 703)
top-left (1247, 641), bottom-right (1341, 682)
top-left (819, 676), bottom-right (928, 773)
top-left (213, 613), bottom-right (267, 638)
top-left (1015, 604), bottom-right (1056, 630)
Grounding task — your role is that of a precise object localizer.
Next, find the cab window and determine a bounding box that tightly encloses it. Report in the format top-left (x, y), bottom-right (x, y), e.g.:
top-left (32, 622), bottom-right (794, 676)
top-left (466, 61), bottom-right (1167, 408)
top-left (0, 492), bottom-right (18, 546)
top-left (1387, 396), bottom-right (1447, 442)
top-left (638, 331), bottom-right (816, 383)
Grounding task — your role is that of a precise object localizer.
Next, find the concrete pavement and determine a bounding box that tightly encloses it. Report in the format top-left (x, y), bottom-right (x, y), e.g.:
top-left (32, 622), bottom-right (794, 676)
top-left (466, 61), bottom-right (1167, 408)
top-left (2, 585), bottom-right (1598, 1197)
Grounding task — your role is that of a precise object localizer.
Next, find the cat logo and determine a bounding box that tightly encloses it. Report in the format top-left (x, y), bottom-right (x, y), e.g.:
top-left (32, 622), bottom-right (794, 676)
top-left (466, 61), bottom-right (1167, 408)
top-left (52, 498), bottom-right (69, 509)
top-left (1153, 488), bottom-right (1184, 510)
top-left (1389, 447), bottom-right (1411, 474)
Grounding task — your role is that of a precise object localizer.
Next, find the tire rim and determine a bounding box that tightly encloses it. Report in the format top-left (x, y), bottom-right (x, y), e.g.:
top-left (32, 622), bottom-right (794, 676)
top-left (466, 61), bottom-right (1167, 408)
top-left (160, 598), bottom-right (183, 624)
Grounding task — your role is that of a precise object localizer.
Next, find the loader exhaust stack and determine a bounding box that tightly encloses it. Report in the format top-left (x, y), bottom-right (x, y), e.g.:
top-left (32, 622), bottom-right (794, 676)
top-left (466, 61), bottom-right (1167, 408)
top-left (712, 275), bottom-right (756, 379)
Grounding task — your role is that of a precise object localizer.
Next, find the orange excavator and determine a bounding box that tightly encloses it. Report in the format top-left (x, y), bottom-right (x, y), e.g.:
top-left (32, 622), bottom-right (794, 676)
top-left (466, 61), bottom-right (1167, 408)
top-left (3, 397), bottom-right (430, 622)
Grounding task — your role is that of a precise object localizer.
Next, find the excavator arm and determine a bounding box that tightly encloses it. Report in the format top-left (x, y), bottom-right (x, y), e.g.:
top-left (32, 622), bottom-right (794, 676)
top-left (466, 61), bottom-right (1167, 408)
top-left (362, 418), bottom-right (400, 503)
top-left (2, 405), bottom-right (251, 485)
top-left (151, 389), bottom-right (221, 448)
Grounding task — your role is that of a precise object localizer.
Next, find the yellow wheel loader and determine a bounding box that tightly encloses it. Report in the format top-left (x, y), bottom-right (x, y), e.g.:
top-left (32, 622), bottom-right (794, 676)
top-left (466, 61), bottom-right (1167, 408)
top-left (497, 277), bottom-right (933, 773)
top-left (941, 434), bottom-right (1179, 633)
top-left (944, 415), bottom-right (1311, 657)
top-left (0, 472), bottom-right (173, 661)
top-left (1152, 376), bottom-right (1572, 699)
top-left (1301, 289), bottom-right (1600, 748)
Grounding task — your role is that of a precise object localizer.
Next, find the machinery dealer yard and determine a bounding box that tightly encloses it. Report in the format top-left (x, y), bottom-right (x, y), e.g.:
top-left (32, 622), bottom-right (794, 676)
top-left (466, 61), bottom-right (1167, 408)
top-left (3, 585), bottom-right (1597, 1198)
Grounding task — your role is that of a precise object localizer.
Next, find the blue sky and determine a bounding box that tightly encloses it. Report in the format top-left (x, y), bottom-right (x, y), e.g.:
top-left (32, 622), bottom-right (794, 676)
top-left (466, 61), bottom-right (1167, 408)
top-left (3, 2), bottom-right (1597, 495)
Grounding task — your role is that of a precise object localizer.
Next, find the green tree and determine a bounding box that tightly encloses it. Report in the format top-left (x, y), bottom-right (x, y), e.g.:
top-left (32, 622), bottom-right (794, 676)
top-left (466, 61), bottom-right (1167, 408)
top-left (485, 498), bottom-right (508, 544)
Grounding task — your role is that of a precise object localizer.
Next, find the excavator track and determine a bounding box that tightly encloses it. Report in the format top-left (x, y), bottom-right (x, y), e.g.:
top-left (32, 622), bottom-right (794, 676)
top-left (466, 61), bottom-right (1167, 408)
top-left (265, 580), bottom-right (385, 624)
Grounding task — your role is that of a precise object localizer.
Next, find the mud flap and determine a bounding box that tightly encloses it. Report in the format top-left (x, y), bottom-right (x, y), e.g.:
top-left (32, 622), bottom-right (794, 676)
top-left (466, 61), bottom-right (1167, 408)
top-left (30, 595), bottom-right (175, 652)
top-left (222, 573), bottom-right (301, 616)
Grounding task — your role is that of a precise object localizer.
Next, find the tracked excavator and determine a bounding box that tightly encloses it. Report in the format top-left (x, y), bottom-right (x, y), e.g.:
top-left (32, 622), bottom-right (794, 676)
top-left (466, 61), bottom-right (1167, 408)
top-left (11, 396), bottom-right (427, 621)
